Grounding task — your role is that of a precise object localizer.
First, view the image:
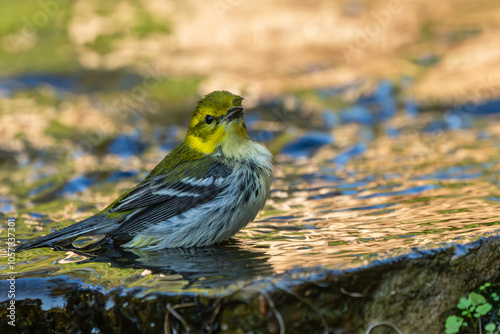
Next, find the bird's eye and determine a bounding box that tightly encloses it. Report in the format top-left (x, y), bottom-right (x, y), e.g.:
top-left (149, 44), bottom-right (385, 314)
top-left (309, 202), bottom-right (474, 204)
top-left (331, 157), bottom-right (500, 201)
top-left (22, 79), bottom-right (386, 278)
top-left (205, 115), bottom-right (214, 125)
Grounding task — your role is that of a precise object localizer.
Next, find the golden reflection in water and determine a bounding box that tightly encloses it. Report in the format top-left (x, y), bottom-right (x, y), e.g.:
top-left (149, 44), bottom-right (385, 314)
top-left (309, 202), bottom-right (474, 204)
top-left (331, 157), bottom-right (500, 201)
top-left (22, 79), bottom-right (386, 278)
top-left (244, 117), bottom-right (500, 272)
top-left (1, 112), bottom-right (499, 290)
top-left (0, 0), bottom-right (500, 295)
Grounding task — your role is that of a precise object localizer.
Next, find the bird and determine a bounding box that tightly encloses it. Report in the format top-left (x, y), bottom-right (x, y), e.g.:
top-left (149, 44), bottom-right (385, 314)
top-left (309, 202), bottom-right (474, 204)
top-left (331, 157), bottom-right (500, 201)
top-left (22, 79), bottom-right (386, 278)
top-left (16, 90), bottom-right (273, 251)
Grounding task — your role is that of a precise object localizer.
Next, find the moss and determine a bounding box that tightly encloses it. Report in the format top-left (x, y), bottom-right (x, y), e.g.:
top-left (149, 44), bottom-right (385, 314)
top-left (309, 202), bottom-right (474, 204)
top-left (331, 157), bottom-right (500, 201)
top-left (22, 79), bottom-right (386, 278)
top-left (0, 1), bottom-right (76, 74)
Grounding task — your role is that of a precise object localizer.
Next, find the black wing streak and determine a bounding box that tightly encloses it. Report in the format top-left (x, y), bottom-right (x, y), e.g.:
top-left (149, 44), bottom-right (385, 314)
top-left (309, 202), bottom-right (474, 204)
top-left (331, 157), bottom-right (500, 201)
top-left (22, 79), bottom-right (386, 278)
top-left (110, 182), bottom-right (224, 237)
top-left (110, 160), bottom-right (232, 213)
top-left (107, 159), bottom-right (233, 238)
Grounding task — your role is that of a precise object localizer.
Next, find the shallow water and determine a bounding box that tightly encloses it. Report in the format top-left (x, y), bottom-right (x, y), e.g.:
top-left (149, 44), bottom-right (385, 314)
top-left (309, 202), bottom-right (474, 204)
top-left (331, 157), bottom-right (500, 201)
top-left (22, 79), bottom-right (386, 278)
top-left (1, 77), bottom-right (500, 297)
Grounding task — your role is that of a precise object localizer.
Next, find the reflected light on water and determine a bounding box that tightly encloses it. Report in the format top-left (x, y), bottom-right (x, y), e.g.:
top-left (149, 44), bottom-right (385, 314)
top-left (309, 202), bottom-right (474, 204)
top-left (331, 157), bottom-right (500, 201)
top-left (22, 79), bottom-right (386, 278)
top-left (1, 102), bottom-right (499, 294)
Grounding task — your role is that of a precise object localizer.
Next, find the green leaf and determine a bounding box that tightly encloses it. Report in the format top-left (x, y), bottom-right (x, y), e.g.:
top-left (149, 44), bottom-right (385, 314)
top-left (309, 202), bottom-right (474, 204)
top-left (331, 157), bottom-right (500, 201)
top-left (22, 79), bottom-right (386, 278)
top-left (445, 316), bottom-right (463, 334)
top-left (469, 292), bottom-right (487, 306)
top-left (474, 303), bottom-right (492, 316)
top-left (457, 297), bottom-right (471, 309)
top-left (484, 323), bottom-right (496, 332)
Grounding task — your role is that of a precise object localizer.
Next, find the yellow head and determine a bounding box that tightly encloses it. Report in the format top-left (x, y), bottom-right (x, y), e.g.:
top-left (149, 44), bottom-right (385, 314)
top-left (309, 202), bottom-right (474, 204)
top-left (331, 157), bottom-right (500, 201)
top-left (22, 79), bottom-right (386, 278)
top-left (185, 91), bottom-right (249, 155)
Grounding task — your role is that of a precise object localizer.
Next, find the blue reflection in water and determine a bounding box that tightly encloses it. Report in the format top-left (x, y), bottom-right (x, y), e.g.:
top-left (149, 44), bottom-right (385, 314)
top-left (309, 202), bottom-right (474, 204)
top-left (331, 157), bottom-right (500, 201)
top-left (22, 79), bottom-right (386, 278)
top-left (413, 166), bottom-right (482, 180)
top-left (281, 132), bottom-right (334, 157)
top-left (331, 142), bottom-right (367, 167)
top-left (108, 134), bottom-right (146, 157)
top-left (357, 184), bottom-right (438, 199)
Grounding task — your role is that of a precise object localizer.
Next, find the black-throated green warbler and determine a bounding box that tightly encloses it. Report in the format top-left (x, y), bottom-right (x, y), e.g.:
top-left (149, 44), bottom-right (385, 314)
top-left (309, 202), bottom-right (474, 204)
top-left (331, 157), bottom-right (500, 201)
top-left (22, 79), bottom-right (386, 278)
top-left (17, 91), bottom-right (273, 251)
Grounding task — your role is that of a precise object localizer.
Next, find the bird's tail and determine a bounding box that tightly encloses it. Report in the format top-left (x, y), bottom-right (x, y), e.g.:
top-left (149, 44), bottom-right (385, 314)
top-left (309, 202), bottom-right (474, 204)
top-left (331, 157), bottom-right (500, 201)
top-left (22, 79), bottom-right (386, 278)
top-left (16, 217), bottom-right (115, 252)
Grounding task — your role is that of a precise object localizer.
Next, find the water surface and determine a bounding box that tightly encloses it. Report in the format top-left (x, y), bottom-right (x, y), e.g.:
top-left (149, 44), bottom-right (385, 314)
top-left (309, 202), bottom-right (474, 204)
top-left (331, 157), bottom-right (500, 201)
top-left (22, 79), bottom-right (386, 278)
top-left (1, 77), bottom-right (499, 297)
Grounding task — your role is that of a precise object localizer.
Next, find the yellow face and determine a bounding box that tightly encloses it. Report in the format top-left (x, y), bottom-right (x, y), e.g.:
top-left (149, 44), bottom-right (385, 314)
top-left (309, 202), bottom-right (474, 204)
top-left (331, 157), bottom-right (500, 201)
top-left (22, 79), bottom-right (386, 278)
top-left (186, 91), bottom-right (249, 154)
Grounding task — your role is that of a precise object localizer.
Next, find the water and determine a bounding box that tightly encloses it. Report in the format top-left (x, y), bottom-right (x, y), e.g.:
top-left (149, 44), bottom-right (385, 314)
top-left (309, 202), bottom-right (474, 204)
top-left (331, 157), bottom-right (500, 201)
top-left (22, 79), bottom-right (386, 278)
top-left (1, 76), bottom-right (500, 297)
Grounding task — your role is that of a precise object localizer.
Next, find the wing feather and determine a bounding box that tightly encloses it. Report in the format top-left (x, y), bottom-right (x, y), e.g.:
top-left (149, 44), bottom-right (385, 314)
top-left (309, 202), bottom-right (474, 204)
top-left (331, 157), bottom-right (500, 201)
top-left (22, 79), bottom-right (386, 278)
top-left (107, 155), bottom-right (233, 237)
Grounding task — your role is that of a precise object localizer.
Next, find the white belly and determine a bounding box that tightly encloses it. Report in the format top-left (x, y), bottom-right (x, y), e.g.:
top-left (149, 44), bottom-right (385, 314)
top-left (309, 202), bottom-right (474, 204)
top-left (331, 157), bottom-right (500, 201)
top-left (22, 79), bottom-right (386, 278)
top-left (124, 155), bottom-right (272, 249)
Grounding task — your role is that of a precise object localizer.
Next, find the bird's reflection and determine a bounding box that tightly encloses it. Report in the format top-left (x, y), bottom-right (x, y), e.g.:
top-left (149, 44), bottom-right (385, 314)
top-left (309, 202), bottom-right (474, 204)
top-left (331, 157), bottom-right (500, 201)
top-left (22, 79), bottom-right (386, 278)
top-left (61, 240), bottom-right (274, 288)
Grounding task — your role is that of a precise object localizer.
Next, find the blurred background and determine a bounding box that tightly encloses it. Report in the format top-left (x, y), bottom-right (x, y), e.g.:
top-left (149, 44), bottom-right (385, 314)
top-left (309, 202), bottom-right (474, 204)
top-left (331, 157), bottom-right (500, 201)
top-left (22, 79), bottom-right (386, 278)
top-left (1, 0), bottom-right (499, 168)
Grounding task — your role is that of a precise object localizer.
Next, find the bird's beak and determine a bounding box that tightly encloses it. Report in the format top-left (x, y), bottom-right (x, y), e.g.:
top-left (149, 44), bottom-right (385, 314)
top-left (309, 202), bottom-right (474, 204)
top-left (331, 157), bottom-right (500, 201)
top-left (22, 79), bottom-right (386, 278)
top-left (225, 107), bottom-right (244, 122)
